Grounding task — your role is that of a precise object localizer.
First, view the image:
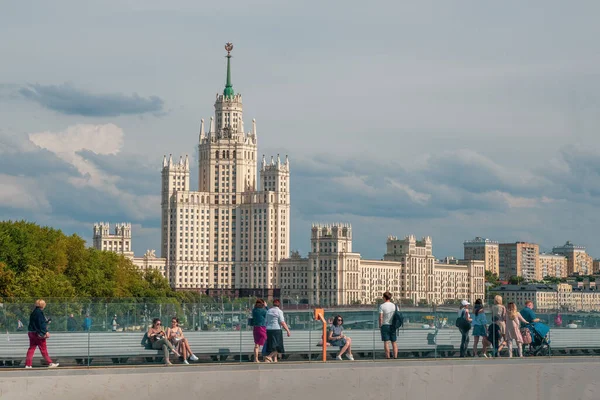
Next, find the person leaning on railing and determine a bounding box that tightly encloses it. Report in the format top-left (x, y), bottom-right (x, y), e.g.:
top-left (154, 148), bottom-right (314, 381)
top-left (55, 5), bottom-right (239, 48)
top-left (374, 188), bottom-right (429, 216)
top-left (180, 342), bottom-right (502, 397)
top-left (148, 318), bottom-right (180, 366)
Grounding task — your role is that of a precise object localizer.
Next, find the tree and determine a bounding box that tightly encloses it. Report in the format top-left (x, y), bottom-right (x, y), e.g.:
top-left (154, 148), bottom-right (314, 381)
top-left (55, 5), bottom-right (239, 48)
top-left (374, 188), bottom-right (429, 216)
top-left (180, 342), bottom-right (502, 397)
top-left (0, 221), bottom-right (178, 302)
top-left (485, 270), bottom-right (500, 287)
top-left (509, 276), bottom-right (525, 285)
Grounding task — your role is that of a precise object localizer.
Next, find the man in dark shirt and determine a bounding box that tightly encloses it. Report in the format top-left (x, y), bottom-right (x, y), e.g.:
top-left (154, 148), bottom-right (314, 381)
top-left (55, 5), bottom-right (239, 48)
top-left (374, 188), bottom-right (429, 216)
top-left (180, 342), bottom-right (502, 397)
top-left (25, 299), bottom-right (59, 368)
top-left (67, 314), bottom-right (77, 332)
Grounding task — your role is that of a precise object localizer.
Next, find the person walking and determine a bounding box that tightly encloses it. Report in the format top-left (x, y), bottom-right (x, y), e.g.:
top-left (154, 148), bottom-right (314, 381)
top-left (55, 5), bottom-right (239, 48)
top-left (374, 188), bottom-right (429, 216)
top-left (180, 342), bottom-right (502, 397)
top-left (112, 315), bottom-right (119, 332)
top-left (17, 319), bottom-right (24, 331)
top-left (251, 298), bottom-right (268, 362)
top-left (505, 302), bottom-right (528, 358)
top-left (25, 299), bottom-right (59, 368)
top-left (458, 300), bottom-right (472, 358)
top-left (379, 291), bottom-right (398, 359)
top-left (264, 299), bottom-right (291, 363)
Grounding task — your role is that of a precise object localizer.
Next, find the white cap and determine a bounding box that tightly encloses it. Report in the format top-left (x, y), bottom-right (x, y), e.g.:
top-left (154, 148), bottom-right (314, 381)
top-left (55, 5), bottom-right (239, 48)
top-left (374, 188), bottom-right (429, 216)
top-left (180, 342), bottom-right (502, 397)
top-left (461, 300), bottom-right (470, 306)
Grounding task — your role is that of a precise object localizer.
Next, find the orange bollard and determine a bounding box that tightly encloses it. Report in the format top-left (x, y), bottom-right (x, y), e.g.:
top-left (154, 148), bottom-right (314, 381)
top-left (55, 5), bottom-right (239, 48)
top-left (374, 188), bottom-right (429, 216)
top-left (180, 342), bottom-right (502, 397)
top-left (314, 308), bottom-right (326, 362)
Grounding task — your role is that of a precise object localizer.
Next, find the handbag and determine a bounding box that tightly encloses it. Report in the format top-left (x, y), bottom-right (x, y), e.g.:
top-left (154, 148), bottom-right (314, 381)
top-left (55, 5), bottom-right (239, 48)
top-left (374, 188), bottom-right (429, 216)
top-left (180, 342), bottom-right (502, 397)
top-left (455, 310), bottom-right (471, 331)
top-left (521, 327), bottom-right (532, 344)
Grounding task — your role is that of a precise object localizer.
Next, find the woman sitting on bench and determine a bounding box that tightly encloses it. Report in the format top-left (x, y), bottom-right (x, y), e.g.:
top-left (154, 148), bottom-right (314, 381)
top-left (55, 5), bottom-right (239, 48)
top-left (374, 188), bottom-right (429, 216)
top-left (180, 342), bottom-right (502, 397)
top-left (167, 317), bottom-right (198, 364)
top-left (148, 318), bottom-right (180, 366)
top-left (328, 315), bottom-right (354, 361)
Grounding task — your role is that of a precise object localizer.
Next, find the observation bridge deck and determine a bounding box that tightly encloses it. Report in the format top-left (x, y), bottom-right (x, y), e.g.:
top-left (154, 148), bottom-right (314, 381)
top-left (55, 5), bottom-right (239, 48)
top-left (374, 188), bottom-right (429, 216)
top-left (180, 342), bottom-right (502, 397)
top-left (0, 357), bottom-right (598, 400)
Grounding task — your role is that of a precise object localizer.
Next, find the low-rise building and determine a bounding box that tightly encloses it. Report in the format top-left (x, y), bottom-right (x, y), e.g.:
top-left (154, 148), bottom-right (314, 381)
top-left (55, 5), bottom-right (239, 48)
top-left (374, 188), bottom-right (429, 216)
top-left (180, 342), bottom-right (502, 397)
top-left (496, 283), bottom-right (600, 312)
top-left (280, 224), bottom-right (485, 306)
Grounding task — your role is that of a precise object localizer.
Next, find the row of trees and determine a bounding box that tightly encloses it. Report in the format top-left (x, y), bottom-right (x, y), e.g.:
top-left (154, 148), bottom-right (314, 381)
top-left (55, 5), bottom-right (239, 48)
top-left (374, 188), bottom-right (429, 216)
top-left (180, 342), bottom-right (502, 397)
top-left (0, 220), bottom-right (188, 301)
top-left (485, 270), bottom-right (596, 287)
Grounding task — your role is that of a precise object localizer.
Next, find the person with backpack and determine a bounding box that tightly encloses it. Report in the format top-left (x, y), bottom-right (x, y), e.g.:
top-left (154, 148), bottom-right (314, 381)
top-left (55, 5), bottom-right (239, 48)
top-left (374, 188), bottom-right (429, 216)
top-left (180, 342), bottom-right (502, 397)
top-left (379, 291), bottom-right (398, 359)
top-left (457, 300), bottom-right (472, 358)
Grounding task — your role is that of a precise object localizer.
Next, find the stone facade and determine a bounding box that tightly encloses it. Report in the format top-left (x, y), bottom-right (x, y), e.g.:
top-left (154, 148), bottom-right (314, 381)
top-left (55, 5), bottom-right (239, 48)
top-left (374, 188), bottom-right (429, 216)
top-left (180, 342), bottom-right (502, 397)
top-left (92, 223), bottom-right (167, 278)
top-left (280, 224), bottom-right (485, 306)
top-left (92, 222), bottom-right (133, 257)
top-left (463, 237), bottom-right (499, 276)
top-left (434, 259), bottom-right (485, 305)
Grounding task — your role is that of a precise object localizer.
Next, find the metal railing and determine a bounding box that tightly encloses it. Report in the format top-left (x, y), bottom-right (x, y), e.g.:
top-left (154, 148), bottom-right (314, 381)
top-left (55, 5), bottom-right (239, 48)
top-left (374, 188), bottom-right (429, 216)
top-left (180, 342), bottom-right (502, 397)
top-left (0, 297), bottom-right (598, 368)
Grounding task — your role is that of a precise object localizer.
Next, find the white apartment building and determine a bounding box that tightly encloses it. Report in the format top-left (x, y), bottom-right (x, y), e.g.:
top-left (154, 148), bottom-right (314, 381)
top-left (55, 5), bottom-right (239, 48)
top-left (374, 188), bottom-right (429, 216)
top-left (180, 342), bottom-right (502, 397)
top-left (93, 222), bottom-right (133, 257)
top-left (95, 44), bottom-right (290, 291)
top-left (160, 43), bottom-right (290, 290)
top-left (280, 224), bottom-right (485, 306)
top-left (92, 223), bottom-right (167, 278)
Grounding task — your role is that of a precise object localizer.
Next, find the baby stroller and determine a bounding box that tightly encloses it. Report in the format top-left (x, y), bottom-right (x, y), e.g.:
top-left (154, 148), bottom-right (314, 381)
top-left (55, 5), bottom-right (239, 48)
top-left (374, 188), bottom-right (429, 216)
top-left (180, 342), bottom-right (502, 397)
top-left (524, 322), bottom-right (551, 356)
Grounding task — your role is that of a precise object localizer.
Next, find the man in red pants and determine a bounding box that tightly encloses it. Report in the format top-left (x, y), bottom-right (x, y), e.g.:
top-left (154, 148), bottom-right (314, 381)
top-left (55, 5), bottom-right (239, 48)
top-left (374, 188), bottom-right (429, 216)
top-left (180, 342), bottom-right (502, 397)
top-left (25, 299), bottom-right (59, 368)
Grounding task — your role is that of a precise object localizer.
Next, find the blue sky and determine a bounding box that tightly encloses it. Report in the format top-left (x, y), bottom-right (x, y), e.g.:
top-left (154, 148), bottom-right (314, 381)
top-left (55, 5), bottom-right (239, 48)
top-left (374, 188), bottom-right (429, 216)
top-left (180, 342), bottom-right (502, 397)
top-left (1, 1), bottom-right (599, 260)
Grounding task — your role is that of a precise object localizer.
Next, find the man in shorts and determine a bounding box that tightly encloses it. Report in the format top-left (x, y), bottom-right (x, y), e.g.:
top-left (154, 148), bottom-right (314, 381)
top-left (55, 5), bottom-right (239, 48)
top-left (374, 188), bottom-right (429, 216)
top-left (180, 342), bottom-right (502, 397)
top-left (379, 291), bottom-right (397, 359)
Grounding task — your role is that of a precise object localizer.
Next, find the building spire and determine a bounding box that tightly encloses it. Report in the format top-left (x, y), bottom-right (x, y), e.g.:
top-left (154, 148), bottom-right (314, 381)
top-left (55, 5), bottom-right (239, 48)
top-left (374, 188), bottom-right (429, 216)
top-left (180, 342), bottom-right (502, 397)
top-left (223, 42), bottom-right (234, 98)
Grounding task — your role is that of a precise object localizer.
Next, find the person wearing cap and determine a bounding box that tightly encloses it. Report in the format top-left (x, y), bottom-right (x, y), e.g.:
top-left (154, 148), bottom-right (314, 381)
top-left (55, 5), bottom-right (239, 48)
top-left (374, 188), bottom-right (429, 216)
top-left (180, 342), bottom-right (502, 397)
top-left (458, 300), bottom-right (472, 358)
top-left (112, 315), bottom-right (119, 332)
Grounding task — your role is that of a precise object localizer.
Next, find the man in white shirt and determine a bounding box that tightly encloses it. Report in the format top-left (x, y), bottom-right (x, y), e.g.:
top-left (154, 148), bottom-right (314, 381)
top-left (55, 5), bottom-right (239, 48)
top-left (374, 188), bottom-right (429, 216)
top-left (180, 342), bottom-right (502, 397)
top-left (379, 291), bottom-right (398, 359)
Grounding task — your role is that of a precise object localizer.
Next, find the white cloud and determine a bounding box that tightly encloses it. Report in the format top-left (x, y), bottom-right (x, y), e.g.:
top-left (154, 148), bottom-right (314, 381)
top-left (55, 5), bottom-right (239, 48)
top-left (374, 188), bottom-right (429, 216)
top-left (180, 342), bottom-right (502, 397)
top-left (0, 174), bottom-right (50, 211)
top-left (32, 125), bottom-right (127, 215)
top-left (29, 124), bottom-right (124, 193)
top-left (386, 179), bottom-right (431, 205)
top-left (27, 123), bottom-right (157, 220)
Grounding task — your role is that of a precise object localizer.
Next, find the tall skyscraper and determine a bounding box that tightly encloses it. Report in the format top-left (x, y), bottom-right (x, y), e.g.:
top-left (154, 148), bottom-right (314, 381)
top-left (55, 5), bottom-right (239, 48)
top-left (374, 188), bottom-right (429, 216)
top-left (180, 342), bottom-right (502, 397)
top-left (161, 43), bottom-right (290, 290)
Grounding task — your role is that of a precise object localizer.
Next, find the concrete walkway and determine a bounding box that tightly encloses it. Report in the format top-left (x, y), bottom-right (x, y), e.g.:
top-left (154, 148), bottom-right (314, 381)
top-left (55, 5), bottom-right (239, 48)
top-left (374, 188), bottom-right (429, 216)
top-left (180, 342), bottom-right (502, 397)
top-left (1, 357), bottom-right (599, 400)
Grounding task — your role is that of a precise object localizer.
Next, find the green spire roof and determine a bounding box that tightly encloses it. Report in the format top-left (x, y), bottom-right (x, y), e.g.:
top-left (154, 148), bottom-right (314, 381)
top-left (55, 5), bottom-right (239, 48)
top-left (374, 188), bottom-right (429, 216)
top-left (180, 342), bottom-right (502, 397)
top-left (223, 53), bottom-right (234, 98)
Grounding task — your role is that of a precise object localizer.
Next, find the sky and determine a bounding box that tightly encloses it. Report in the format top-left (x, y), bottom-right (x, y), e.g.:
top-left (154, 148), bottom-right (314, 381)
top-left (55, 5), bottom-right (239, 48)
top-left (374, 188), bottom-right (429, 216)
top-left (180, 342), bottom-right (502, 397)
top-left (1, 0), bottom-right (600, 260)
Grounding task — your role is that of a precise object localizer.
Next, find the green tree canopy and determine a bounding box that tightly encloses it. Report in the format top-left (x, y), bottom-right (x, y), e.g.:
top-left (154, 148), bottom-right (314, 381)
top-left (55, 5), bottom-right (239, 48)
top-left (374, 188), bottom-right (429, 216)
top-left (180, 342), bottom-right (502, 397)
top-left (0, 220), bottom-right (175, 300)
